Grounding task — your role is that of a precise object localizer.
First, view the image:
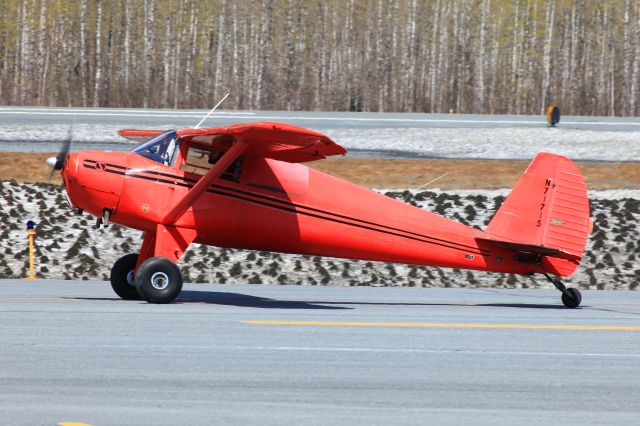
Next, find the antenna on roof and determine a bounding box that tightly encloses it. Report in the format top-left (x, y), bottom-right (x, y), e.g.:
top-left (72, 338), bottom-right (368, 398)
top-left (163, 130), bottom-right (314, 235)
top-left (416, 173), bottom-right (448, 190)
top-left (194, 92), bottom-right (230, 129)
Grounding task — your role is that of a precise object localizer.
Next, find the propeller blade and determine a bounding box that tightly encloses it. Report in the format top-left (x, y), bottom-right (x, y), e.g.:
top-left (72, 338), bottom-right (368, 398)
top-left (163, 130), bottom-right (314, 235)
top-left (57, 136), bottom-right (71, 161)
top-left (47, 128), bottom-right (73, 180)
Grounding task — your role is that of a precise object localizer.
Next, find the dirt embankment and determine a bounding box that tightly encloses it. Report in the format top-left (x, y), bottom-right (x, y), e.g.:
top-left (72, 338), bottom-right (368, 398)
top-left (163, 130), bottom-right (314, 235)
top-left (311, 157), bottom-right (640, 190)
top-left (3, 152), bottom-right (639, 190)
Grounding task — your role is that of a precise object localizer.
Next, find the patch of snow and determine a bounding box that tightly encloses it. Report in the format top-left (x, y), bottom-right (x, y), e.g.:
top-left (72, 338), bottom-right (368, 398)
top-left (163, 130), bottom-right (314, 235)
top-left (320, 127), bottom-right (640, 161)
top-left (1, 181), bottom-right (637, 291)
top-left (1, 124), bottom-right (640, 161)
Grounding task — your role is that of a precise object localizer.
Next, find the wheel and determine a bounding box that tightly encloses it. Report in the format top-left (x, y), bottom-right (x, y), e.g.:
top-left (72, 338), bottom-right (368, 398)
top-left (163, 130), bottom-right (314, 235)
top-left (561, 287), bottom-right (582, 308)
top-left (110, 253), bottom-right (141, 300)
top-left (134, 256), bottom-right (183, 304)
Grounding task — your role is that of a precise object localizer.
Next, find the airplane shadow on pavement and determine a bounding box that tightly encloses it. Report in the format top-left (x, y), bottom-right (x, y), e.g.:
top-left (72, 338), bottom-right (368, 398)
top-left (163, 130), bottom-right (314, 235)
top-left (176, 291), bottom-right (568, 310)
top-left (176, 290), bottom-right (353, 310)
top-left (65, 292), bottom-right (571, 310)
top-left (284, 301), bottom-right (567, 310)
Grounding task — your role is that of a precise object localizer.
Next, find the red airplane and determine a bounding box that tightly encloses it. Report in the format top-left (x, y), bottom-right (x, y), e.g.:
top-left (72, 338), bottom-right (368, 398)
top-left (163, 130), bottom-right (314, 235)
top-left (47, 122), bottom-right (592, 307)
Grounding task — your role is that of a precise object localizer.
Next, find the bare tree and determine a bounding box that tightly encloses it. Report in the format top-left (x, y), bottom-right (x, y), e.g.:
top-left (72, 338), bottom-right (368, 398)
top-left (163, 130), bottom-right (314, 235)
top-left (474, 0), bottom-right (490, 114)
top-left (541, 0), bottom-right (555, 113)
top-left (631, 2), bottom-right (640, 115)
top-left (2, 0), bottom-right (640, 116)
top-left (93, 0), bottom-right (102, 107)
top-left (79, 0), bottom-right (88, 106)
top-left (143, 0), bottom-right (155, 108)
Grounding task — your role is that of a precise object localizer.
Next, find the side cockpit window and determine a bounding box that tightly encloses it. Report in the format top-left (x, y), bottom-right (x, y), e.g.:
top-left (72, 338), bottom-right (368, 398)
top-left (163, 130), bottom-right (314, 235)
top-left (132, 131), bottom-right (179, 166)
top-left (181, 145), bottom-right (243, 183)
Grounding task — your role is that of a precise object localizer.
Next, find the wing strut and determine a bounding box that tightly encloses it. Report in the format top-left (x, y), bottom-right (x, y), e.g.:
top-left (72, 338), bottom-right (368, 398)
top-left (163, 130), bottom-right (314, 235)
top-left (162, 139), bottom-right (249, 225)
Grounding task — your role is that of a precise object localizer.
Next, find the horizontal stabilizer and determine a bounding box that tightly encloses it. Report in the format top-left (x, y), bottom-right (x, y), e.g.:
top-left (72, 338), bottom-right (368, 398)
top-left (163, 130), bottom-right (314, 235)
top-left (477, 238), bottom-right (582, 263)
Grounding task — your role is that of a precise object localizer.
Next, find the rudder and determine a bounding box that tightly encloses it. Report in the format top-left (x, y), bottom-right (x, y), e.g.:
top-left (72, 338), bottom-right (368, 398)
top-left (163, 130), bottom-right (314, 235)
top-left (485, 152), bottom-right (592, 276)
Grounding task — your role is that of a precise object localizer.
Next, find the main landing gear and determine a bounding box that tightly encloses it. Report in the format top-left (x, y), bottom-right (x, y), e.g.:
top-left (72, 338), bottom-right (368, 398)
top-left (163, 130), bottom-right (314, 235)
top-left (110, 253), bottom-right (141, 300)
top-left (544, 273), bottom-right (582, 308)
top-left (135, 256), bottom-right (183, 304)
top-left (110, 254), bottom-right (183, 304)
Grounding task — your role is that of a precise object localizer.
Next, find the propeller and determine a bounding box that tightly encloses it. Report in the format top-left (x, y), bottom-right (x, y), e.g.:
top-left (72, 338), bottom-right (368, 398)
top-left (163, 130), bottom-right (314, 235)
top-left (46, 126), bottom-right (73, 180)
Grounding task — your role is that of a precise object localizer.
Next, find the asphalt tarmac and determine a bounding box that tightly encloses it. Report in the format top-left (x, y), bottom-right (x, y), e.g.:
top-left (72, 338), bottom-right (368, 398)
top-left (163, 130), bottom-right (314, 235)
top-left (4, 106), bottom-right (640, 130)
top-left (2, 106), bottom-right (640, 154)
top-left (1, 280), bottom-right (639, 425)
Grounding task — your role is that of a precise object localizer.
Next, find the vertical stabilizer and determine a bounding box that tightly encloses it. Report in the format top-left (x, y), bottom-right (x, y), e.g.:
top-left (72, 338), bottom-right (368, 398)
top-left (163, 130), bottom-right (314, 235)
top-left (486, 152), bottom-right (592, 276)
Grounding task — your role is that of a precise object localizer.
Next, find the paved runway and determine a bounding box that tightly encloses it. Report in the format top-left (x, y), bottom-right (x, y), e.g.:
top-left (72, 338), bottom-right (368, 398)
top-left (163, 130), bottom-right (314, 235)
top-left (4, 106), bottom-right (640, 130)
top-left (1, 280), bottom-right (639, 425)
top-left (0, 107), bottom-right (640, 162)
top-left (2, 107), bottom-right (640, 157)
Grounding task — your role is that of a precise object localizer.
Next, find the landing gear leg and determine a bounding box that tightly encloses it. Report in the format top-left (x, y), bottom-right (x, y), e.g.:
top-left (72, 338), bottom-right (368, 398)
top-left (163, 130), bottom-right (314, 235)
top-left (544, 273), bottom-right (582, 308)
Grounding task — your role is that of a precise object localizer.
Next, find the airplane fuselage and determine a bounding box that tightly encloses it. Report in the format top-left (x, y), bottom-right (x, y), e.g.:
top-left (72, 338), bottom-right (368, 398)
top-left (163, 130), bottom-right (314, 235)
top-left (63, 150), bottom-right (542, 276)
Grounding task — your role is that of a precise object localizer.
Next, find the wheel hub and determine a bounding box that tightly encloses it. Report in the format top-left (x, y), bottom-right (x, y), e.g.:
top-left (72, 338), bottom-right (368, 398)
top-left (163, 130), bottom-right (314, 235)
top-left (126, 270), bottom-right (135, 286)
top-left (150, 272), bottom-right (170, 290)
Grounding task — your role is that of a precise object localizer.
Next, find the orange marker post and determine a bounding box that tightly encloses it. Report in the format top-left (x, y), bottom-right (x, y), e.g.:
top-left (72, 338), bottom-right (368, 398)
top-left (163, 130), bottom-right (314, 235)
top-left (26, 220), bottom-right (36, 280)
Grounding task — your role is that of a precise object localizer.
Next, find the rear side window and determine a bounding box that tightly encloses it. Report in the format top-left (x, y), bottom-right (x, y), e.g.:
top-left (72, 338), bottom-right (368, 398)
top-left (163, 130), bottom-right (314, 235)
top-left (181, 146), bottom-right (243, 183)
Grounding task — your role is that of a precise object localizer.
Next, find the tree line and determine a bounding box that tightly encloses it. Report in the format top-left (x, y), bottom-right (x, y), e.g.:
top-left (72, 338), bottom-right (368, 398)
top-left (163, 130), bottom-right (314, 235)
top-left (1, 0), bottom-right (639, 116)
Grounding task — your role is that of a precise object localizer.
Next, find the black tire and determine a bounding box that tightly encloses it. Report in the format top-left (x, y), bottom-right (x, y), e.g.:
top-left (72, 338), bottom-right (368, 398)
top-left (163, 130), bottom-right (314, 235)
top-left (110, 253), bottom-right (141, 300)
top-left (561, 287), bottom-right (582, 308)
top-left (134, 256), bottom-right (183, 304)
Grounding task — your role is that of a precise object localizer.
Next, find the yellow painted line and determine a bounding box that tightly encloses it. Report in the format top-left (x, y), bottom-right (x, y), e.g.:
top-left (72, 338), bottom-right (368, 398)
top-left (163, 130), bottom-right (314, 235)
top-left (58, 423), bottom-right (92, 426)
top-left (242, 320), bottom-right (640, 331)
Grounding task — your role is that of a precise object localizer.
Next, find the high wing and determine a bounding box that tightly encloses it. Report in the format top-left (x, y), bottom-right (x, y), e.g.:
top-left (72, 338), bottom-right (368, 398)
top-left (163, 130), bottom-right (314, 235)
top-left (176, 121), bottom-right (347, 163)
top-left (118, 129), bottom-right (166, 143)
top-left (119, 122), bottom-right (346, 162)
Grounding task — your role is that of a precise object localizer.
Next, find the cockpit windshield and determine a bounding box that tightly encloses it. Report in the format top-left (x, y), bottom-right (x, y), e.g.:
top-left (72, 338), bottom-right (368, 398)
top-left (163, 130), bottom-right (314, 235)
top-left (132, 130), bottom-right (179, 166)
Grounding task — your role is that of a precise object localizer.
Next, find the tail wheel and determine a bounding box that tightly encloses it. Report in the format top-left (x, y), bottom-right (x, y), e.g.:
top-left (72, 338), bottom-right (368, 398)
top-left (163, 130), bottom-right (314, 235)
top-left (110, 253), bottom-right (141, 300)
top-left (561, 287), bottom-right (582, 309)
top-left (134, 256), bottom-right (183, 304)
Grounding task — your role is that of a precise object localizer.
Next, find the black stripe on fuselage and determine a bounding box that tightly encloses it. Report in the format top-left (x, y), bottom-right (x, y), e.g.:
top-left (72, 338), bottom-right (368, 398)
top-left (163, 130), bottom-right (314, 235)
top-left (205, 186), bottom-right (488, 256)
top-left (134, 169), bottom-right (487, 255)
top-left (106, 163), bottom-right (127, 170)
top-left (125, 171), bottom-right (192, 187)
top-left (106, 169), bottom-right (126, 175)
top-left (83, 160), bottom-right (125, 175)
top-left (86, 161), bottom-right (490, 256)
top-left (123, 168), bottom-right (486, 254)
top-left (209, 183), bottom-right (488, 255)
